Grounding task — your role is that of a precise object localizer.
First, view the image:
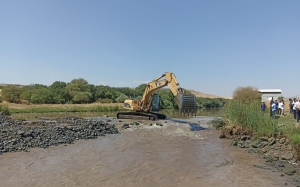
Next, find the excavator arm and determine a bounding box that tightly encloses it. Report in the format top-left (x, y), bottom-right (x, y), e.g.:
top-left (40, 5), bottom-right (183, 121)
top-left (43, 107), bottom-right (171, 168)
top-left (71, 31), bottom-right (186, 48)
top-left (140, 72), bottom-right (197, 116)
top-left (117, 72), bottom-right (197, 120)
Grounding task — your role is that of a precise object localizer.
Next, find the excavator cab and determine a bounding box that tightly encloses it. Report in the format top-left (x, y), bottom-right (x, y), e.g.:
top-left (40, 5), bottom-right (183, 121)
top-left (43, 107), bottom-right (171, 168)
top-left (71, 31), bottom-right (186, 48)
top-left (150, 94), bottom-right (160, 112)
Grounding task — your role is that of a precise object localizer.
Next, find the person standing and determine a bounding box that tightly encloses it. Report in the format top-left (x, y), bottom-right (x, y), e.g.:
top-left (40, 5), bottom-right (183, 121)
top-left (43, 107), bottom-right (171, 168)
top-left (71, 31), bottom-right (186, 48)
top-left (295, 99), bottom-right (300, 122)
top-left (271, 101), bottom-right (276, 118)
top-left (274, 100), bottom-right (279, 114)
top-left (260, 102), bottom-right (266, 114)
top-left (279, 100), bottom-right (284, 116)
top-left (293, 98), bottom-right (297, 119)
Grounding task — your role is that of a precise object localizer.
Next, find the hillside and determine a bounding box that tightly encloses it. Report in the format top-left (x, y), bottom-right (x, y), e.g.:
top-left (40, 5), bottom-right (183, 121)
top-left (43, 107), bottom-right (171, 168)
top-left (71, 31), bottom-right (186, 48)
top-left (188, 90), bottom-right (231, 99)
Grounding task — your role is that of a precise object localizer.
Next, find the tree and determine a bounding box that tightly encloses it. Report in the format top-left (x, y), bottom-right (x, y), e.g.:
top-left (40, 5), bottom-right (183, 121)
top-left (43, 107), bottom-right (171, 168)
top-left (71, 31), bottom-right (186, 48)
top-left (20, 86), bottom-right (33, 101)
top-left (66, 78), bottom-right (89, 97)
top-left (135, 84), bottom-right (147, 97)
top-left (116, 93), bottom-right (128, 103)
top-left (30, 87), bottom-right (53, 104)
top-left (1, 86), bottom-right (21, 103)
top-left (50, 81), bottom-right (69, 104)
top-left (232, 86), bottom-right (261, 104)
top-left (66, 78), bottom-right (90, 102)
top-left (73, 92), bottom-right (92, 103)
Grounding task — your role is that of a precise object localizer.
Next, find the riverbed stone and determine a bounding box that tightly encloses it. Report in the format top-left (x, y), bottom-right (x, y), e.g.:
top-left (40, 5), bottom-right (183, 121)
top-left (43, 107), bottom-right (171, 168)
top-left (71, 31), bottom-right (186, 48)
top-left (281, 152), bottom-right (294, 160)
top-left (284, 167), bottom-right (296, 176)
top-left (279, 138), bottom-right (286, 144)
top-left (240, 135), bottom-right (251, 141)
top-left (268, 137), bottom-right (276, 146)
top-left (252, 140), bottom-right (260, 148)
top-left (260, 137), bottom-right (269, 142)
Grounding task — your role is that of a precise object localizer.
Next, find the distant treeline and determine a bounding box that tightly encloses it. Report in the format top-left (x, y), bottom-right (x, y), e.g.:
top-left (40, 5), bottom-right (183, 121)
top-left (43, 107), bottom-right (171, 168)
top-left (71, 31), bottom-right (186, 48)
top-left (0, 78), bottom-right (228, 109)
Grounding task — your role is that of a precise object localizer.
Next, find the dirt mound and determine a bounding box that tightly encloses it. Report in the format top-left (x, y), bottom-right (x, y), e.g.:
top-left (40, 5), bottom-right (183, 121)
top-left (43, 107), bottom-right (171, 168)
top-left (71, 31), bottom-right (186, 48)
top-left (219, 125), bottom-right (252, 139)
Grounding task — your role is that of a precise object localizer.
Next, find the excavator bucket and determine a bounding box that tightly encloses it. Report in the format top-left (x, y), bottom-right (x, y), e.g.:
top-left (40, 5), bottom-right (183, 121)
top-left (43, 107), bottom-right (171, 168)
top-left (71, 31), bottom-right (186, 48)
top-left (175, 94), bottom-right (198, 117)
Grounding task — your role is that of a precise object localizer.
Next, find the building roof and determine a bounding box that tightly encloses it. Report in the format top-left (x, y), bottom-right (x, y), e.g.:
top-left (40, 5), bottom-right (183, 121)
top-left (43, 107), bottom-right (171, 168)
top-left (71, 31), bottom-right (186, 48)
top-left (258, 89), bottom-right (282, 93)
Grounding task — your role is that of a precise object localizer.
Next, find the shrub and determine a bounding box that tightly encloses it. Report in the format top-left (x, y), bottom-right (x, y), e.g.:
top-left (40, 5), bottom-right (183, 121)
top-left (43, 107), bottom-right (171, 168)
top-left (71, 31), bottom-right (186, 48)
top-left (221, 100), bottom-right (278, 137)
top-left (232, 86), bottom-right (261, 104)
top-left (0, 105), bottom-right (10, 115)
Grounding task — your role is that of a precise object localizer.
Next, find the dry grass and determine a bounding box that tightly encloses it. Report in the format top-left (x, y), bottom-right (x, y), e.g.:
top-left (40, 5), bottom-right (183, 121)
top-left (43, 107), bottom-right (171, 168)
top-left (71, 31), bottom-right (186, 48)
top-left (189, 90), bottom-right (232, 99)
top-left (2, 101), bottom-right (123, 110)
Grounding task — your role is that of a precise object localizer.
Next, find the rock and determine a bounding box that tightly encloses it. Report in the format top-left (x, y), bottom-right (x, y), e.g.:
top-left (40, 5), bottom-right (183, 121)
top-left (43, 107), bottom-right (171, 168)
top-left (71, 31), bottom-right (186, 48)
top-left (131, 122), bottom-right (139, 126)
top-left (0, 114), bottom-right (120, 155)
top-left (231, 140), bottom-right (237, 146)
top-left (237, 141), bottom-right (246, 148)
top-left (240, 135), bottom-right (251, 141)
top-left (294, 176), bottom-right (300, 182)
top-left (268, 137), bottom-right (276, 146)
top-left (252, 141), bottom-right (260, 148)
top-left (260, 137), bottom-right (269, 142)
top-left (122, 124), bottom-right (130, 129)
top-left (284, 167), bottom-right (296, 176)
top-left (279, 138), bottom-right (285, 144)
top-left (274, 160), bottom-right (285, 168)
top-left (17, 130), bottom-right (25, 136)
top-left (260, 142), bottom-right (269, 148)
top-left (248, 148), bottom-right (255, 153)
top-left (278, 124), bottom-right (285, 127)
top-left (281, 152), bottom-right (294, 160)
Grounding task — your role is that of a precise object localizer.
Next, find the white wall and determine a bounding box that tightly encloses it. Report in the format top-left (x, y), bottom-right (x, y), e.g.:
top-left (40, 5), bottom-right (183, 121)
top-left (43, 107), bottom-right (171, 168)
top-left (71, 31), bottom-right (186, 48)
top-left (260, 93), bottom-right (282, 101)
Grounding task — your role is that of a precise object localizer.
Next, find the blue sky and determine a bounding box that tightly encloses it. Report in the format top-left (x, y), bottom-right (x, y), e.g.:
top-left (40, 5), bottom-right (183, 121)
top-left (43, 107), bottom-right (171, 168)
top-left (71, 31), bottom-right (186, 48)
top-left (1, 1), bottom-right (299, 97)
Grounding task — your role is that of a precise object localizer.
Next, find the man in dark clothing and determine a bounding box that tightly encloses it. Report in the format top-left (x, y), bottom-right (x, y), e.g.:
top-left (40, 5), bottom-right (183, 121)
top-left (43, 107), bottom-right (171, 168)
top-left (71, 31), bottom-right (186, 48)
top-left (274, 100), bottom-right (279, 114)
top-left (260, 102), bottom-right (266, 114)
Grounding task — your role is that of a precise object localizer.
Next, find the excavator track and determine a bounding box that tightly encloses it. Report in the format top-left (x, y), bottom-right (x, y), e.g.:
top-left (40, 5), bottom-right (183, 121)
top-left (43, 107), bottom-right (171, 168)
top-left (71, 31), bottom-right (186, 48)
top-left (117, 112), bottom-right (167, 121)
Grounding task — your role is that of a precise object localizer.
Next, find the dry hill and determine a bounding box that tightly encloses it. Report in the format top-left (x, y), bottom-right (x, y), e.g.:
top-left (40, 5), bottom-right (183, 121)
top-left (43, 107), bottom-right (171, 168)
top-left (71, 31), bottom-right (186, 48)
top-left (189, 90), bottom-right (231, 99)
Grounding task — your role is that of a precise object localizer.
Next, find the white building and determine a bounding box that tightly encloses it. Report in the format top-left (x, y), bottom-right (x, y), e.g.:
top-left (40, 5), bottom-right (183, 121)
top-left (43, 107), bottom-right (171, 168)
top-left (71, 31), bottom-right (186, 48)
top-left (258, 89), bottom-right (282, 101)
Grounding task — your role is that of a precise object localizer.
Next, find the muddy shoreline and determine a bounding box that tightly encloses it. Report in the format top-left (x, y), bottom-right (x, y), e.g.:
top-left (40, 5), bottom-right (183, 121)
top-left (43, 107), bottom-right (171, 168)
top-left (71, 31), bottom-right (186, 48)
top-left (0, 114), bottom-right (299, 186)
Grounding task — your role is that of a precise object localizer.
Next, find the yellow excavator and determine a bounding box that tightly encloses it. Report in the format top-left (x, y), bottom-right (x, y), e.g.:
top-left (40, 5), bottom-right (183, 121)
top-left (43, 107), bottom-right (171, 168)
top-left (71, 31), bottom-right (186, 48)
top-left (116, 72), bottom-right (198, 120)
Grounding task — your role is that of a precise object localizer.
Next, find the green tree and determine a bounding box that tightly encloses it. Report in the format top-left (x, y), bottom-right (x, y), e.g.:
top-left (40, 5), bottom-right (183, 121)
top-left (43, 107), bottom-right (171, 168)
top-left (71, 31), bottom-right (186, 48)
top-left (135, 84), bottom-right (147, 97)
top-left (30, 87), bottom-right (53, 104)
top-left (66, 78), bottom-right (90, 102)
top-left (116, 93), bottom-right (128, 103)
top-left (73, 92), bottom-right (92, 103)
top-left (20, 86), bottom-right (33, 101)
top-left (1, 86), bottom-right (21, 103)
top-left (50, 81), bottom-right (69, 104)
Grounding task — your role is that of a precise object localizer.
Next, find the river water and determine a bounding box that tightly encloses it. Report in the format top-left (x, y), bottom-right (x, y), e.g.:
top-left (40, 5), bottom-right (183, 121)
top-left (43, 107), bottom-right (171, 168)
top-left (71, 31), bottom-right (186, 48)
top-left (0, 117), bottom-right (296, 187)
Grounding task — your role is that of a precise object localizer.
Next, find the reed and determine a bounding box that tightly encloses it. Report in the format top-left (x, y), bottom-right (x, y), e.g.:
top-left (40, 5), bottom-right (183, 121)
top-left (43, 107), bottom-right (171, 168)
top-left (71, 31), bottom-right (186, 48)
top-left (220, 100), bottom-right (279, 137)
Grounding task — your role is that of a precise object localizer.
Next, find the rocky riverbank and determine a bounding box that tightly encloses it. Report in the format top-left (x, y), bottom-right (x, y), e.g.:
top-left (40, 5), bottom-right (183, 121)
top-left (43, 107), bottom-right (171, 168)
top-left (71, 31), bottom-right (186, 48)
top-left (0, 112), bottom-right (119, 154)
top-left (220, 125), bottom-right (300, 180)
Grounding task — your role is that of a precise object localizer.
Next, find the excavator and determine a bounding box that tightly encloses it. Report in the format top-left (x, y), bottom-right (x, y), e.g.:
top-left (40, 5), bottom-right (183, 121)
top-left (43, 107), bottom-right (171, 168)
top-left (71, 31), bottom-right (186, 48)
top-left (116, 72), bottom-right (198, 120)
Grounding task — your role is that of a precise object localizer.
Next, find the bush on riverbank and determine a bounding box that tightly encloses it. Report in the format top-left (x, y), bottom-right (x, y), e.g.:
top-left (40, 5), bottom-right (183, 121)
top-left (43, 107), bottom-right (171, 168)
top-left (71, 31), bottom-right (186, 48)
top-left (220, 100), bottom-right (279, 137)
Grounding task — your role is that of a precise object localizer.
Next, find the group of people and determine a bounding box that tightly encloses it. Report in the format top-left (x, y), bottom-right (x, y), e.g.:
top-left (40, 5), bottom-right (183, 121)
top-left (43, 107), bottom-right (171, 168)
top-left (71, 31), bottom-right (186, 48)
top-left (260, 98), bottom-right (300, 122)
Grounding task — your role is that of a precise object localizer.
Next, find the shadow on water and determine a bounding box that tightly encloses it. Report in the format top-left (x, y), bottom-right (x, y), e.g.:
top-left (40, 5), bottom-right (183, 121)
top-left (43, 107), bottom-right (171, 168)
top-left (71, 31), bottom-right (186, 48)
top-left (166, 118), bottom-right (207, 131)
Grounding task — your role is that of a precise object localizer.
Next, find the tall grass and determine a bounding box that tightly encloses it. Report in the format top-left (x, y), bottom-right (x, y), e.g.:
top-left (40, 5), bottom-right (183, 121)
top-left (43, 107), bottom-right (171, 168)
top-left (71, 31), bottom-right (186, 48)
top-left (221, 100), bottom-right (279, 137)
top-left (0, 105), bottom-right (10, 115)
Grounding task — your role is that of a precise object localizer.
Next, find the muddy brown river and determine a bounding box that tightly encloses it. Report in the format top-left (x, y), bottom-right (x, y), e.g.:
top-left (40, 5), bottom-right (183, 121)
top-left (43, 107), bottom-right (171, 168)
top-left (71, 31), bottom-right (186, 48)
top-left (0, 117), bottom-right (296, 187)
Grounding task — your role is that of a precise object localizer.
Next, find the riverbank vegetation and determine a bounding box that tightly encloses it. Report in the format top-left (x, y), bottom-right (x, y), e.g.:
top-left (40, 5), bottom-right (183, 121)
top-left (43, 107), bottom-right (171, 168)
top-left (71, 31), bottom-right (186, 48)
top-left (0, 79), bottom-right (228, 112)
top-left (214, 86), bottom-right (300, 146)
